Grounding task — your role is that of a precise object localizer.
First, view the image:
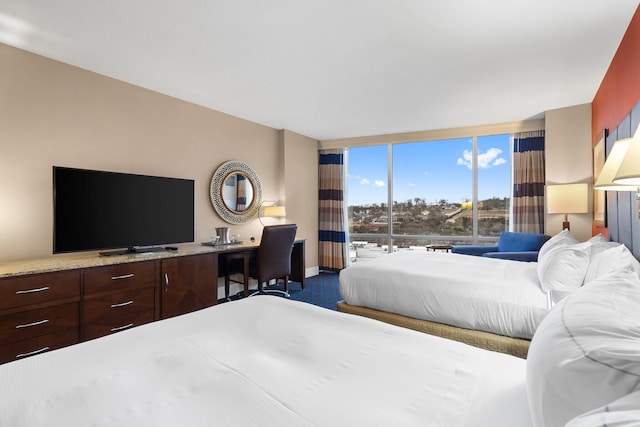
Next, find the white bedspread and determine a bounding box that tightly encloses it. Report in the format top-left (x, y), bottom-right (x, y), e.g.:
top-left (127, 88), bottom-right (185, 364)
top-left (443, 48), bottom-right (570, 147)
top-left (340, 251), bottom-right (548, 339)
top-left (0, 297), bottom-right (531, 427)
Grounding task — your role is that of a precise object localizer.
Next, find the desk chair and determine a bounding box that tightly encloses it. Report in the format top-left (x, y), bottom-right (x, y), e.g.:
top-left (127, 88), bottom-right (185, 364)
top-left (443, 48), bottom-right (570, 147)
top-left (223, 224), bottom-right (297, 299)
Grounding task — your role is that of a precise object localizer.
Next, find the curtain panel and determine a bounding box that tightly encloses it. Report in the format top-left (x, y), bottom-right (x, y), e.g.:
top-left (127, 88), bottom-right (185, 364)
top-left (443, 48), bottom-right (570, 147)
top-left (318, 148), bottom-right (347, 271)
top-left (512, 131), bottom-right (545, 233)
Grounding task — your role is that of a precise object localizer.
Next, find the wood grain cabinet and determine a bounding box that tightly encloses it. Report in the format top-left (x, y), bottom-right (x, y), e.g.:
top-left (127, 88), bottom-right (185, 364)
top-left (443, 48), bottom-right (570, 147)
top-left (0, 270), bottom-right (81, 364)
top-left (0, 249), bottom-right (236, 364)
top-left (82, 261), bottom-right (159, 341)
top-left (161, 253), bottom-right (217, 319)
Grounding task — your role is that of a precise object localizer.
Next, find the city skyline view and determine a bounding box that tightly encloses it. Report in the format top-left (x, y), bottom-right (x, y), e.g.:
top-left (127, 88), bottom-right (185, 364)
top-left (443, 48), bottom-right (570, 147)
top-left (347, 134), bottom-right (511, 207)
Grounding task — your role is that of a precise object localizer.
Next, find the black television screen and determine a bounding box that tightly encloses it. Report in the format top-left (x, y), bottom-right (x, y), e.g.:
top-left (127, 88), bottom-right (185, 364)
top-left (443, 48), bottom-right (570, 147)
top-left (54, 166), bottom-right (195, 255)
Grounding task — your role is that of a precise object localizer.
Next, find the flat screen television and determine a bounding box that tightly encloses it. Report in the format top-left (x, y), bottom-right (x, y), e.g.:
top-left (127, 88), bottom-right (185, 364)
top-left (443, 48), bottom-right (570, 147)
top-left (53, 166), bottom-right (195, 256)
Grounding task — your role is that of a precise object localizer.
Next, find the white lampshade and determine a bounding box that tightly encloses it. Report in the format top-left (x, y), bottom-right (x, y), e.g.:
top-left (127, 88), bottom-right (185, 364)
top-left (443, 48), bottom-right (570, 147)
top-left (613, 134), bottom-right (640, 186)
top-left (594, 138), bottom-right (637, 191)
top-left (547, 183), bottom-right (589, 214)
top-left (263, 205), bottom-right (286, 217)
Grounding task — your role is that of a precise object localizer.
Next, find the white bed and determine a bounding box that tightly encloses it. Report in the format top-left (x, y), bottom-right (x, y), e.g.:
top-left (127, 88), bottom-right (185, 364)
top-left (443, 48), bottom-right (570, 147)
top-left (0, 297), bottom-right (532, 427)
top-left (340, 251), bottom-right (548, 340)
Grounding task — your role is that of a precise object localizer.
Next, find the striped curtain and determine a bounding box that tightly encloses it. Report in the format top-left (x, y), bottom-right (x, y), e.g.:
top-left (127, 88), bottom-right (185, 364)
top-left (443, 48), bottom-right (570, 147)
top-left (236, 174), bottom-right (247, 211)
top-left (318, 148), bottom-right (347, 271)
top-left (513, 131), bottom-right (545, 233)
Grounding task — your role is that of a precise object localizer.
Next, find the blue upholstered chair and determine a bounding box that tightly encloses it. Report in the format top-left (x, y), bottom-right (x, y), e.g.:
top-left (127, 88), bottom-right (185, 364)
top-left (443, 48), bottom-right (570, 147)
top-left (451, 231), bottom-right (551, 262)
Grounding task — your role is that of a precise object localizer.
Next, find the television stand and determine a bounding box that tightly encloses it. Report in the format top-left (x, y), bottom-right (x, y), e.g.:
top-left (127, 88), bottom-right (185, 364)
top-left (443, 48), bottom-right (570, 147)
top-left (99, 246), bottom-right (167, 257)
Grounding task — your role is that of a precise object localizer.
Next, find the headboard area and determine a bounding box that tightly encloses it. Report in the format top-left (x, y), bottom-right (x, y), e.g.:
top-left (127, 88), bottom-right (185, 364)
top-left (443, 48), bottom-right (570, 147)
top-left (605, 98), bottom-right (640, 260)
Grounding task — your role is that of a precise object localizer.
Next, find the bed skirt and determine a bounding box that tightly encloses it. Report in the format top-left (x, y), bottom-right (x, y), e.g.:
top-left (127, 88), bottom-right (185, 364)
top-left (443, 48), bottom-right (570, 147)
top-left (336, 301), bottom-right (530, 359)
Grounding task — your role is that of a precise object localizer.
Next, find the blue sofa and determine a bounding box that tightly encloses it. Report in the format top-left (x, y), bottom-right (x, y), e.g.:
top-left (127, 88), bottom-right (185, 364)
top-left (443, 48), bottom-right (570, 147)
top-left (451, 231), bottom-right (551, 262)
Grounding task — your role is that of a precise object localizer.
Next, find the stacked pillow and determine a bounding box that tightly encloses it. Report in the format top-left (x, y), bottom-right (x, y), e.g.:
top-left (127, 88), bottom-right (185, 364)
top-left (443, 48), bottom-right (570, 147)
top-left (536, 229), bottom-right (591, 293)
top-left (536, 231), bottom-right (640, 303)
top-left (527, 268), bottom-right (640, 426)
top-left (585, 234), bottom-right (640, 283)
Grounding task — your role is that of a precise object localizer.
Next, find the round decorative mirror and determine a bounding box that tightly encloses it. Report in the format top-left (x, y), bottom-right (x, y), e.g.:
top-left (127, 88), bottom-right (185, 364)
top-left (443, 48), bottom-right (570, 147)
top-left (210, 160), bottom-right (262, 224)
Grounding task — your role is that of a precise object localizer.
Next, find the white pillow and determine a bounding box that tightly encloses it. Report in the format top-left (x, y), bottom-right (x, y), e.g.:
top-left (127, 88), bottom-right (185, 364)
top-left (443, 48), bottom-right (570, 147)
top-left (527, 269), bottom-right (640, 427)
top-left (537, 229), bottom-right (579, 263)
top-left (565, 391), bottom-right (640, 427)
top-left (585, 244), bottom-right (640, 284)
top-left (586, 233), bottom-right (619, 253)
top-left (537, 241), bottom-right (591, 292)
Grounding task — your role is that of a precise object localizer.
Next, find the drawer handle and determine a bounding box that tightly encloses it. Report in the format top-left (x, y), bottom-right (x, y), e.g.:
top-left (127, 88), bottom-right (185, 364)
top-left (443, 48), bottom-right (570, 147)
top-left (16, 286), bottom-right (50, 295)
top-left (111, 300), bottom-right (134, 308)
top-left (16, 319), bottom-right (49, 329)
top-left (111, 273), bottom-right (134, 280)
top-left (16, 347), bottom-right (50, 359)
top-left (111, 323), bottom-right (134, 332)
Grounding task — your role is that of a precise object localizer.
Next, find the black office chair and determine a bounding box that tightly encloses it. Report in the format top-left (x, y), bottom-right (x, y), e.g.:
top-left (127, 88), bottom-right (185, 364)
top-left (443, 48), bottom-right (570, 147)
top-left (223, 224), bottom-right (297, 299)
top-left (249, 224), bottom-right (297, 297)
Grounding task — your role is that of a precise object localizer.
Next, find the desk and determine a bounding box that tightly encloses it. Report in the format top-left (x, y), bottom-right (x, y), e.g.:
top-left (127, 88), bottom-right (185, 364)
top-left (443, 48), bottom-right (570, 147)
top-left (211, 239), bottom-right (306, 298)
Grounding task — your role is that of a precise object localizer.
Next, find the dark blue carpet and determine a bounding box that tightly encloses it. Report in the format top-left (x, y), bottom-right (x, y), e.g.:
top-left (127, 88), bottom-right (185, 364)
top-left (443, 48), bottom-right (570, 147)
top-left (220, 271), bottom-right (343, 310)
top-left (286, 271), bottom-right (342, 310)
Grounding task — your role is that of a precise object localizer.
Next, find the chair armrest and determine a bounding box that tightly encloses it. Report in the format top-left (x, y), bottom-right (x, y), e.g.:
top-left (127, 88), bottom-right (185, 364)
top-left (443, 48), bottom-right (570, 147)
top-left (451, 245), bottom-right (499, 256)
top-left (483, 251), bottom-right (539, 262)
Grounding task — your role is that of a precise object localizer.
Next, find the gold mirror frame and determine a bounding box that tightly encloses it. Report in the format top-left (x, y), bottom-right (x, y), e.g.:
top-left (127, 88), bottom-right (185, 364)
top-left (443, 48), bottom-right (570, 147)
top-left (210, 160), bottom-right (262, 224)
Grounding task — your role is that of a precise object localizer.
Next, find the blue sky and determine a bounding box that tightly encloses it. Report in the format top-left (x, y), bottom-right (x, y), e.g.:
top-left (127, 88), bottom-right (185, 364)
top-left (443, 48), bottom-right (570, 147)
top-left (347, 135), bottom-right (511, 206)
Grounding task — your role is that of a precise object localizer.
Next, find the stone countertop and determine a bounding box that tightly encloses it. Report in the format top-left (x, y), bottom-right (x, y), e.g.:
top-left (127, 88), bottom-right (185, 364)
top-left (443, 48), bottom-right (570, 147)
top-left (0, 242), bottom-right (260, 278)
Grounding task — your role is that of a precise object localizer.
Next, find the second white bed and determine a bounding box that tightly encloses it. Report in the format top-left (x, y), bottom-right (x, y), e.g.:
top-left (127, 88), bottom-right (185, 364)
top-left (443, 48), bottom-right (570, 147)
top-left (339, 251), bottom-right (549, 339)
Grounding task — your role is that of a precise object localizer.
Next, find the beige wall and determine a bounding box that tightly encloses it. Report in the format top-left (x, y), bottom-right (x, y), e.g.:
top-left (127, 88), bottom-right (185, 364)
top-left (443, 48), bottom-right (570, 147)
top-left (282, 130), bottom-right (320, 276)
top-left (544, 103), bottom-right (593, 241)
top-left (0, 44), bottom-right (319, 272)
top-left (320, 119), bottom-right (546, 149)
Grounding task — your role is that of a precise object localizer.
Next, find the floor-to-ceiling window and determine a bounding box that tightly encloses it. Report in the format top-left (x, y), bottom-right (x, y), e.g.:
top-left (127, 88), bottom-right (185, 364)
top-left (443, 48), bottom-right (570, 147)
top-left (346, 145), bottom-right (390, 262)
top-left (346, 134), bottom-right (512, 262)
top-left (477, 134), bottom-right (511, 236)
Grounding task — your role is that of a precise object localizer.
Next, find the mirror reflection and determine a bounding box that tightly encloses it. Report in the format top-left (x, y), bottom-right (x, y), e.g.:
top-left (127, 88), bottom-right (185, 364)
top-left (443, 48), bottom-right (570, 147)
top-left (210, 160), bottom-right (262, 224)
top-left (221, 173), bottom-right (255, 213)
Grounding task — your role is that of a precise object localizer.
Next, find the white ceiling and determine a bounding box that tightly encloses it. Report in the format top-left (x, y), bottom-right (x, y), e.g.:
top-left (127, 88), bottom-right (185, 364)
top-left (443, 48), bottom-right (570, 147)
top-left (1, 1), bottom-right (638, 141)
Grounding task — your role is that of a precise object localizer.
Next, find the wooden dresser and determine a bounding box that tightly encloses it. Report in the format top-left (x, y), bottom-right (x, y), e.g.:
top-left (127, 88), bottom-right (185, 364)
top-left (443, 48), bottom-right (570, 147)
top-left (0, 245), bottom-right (222, 365)
top-left (0, 241), bottom-right (305, 365)
top-left (82, 261), bottom-right (159, 341)
top-left (0, 270), bottom-right (81, 364)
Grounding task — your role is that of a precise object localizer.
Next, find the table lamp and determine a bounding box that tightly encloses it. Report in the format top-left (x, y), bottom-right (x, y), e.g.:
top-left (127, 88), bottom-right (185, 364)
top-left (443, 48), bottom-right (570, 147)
top-left (612, 133), bottom-right (640, 218)
top-left (546, 183), bottom-right (588, 230)
top-left (258, 202), bottom-right (286, 226)
top-left (594, 138), bottom-right (635, 191)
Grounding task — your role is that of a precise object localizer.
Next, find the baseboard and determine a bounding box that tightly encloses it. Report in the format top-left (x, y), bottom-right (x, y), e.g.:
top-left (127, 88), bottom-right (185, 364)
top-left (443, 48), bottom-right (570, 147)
top-left (306, 266), bottom-right (320, 277)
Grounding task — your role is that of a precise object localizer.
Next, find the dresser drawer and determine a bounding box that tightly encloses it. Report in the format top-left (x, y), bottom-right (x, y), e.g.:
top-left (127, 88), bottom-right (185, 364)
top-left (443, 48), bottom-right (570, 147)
top-left (82, 286), bottom-right (155, 325)
top-left (0, 327), bottom-right (79, 365)
top-left (82, 309), bottom-right (154, 341)
top-left (84, 261), bottom-right (158, 295)
top-left (0, 270), bottom-right (81, 311)
top-left (0, 302), bottom-right (79, 344)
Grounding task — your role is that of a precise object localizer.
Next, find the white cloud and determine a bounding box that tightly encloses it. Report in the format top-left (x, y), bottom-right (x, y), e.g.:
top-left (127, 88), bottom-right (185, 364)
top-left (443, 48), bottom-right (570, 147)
top-left (358, 177), bottom-right (386, 187)
top-left (457, 147), bottom-right (506, 169)
top-left (408, 182), bottom-right (416, 187)
top-left (457, 150), bottom-right (473, 169)
top-left (479, 147), bottom-right (504, 168)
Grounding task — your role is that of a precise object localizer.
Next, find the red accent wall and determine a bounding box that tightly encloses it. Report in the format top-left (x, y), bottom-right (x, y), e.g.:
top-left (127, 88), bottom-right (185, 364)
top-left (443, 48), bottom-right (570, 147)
top-left (592, 6), bottom-right (640, 143)
top-left (592, 5), bottom-right (640, 238)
